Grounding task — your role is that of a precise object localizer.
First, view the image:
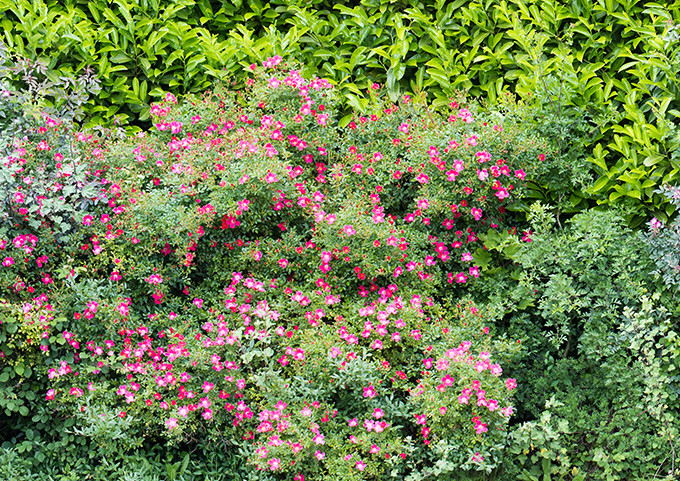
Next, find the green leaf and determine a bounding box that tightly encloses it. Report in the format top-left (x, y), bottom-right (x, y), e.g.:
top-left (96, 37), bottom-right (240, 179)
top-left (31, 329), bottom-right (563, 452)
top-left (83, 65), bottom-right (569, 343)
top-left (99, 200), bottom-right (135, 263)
top-left (518, 298), bottom-right (535, 309)
top-left (110, 52), bottom-right (131, 64)
top-left (472, 248), bottom-right (492, 270)
top-left (591, 176), bottom-right (610, 193)
top-left (338, 114), bottom-right (353, 128)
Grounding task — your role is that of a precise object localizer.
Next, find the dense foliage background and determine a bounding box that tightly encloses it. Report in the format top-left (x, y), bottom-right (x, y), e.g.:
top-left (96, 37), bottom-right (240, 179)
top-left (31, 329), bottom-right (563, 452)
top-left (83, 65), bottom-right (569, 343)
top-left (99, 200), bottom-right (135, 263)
top-left (1, 1), bottom-right (679, 480)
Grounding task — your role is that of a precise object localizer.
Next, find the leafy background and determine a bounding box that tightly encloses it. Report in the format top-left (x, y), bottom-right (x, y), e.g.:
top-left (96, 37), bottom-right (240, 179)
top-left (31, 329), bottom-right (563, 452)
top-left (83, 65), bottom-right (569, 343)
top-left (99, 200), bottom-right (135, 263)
top-left (1, 1), bottom-right (680, 480)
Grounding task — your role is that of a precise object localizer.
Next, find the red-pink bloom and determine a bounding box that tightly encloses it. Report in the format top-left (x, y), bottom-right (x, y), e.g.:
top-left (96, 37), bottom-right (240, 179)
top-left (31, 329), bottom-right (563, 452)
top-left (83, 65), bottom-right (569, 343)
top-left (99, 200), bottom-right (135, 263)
top-left (363, 385), bottom-right (376, 398)
top-left (268, 458), bottom-right (281, 471)
top-left (416, 173), bottom-right (429, 184)
top-left (343, 225), bottom-right (356, 236)
top-left (69, 387), bottom-right (83, 397)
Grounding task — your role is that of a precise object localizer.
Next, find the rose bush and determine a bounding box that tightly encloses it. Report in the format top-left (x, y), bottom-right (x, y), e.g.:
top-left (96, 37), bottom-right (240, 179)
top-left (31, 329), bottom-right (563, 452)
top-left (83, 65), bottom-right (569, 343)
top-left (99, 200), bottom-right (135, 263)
top-left (1, 59), bottom-right (551, 479)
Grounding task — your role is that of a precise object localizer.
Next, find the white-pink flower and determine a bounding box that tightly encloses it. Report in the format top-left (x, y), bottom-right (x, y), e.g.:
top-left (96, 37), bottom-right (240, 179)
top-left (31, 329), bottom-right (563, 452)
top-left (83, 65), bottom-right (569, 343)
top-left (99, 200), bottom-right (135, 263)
top-left (343, 225), bottom-right (356, 236)
top-left (165, 418), bottom-right (178, 429)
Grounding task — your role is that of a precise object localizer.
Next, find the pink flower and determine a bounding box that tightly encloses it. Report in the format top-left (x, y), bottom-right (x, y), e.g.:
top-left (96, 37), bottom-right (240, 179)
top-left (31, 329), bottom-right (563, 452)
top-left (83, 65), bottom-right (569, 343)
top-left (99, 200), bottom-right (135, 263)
top-left (475, 150), bottom-right (490, 163)
top-left (343, 225), bottom-right (356, 236)
top-left (506, 378), bottom-right (517, 390)
top-left (268, 458), bottom-right (281, 471)
top-left (315, 450), bottom-right (325, 460)
top-left (363, 385), bottom-right (376, 398)
top-left (474, 423), bottom-right (488, 434)
top-left (416, 173), bottom-right (429, 184)
top-left (278, 258), bottom-right (288, 268)
top-left (356, 460), bottom-right (366, 471)
top-left (165, 418), bottom-right (178, 429)
top-left (117, 302), bottom-right (129, 317)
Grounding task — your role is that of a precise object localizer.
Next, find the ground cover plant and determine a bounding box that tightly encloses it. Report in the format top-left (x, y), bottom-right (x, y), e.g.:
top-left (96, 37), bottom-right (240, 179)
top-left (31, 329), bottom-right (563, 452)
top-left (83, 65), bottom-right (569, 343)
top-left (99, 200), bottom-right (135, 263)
top-left (0, 59), bottom-right (551, 479)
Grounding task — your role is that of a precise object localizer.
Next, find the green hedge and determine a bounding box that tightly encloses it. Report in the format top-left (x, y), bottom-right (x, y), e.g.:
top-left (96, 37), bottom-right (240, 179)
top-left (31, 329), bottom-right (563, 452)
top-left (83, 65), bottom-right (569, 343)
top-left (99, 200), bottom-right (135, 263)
top-left (3, 0), bottom-right (680, 225)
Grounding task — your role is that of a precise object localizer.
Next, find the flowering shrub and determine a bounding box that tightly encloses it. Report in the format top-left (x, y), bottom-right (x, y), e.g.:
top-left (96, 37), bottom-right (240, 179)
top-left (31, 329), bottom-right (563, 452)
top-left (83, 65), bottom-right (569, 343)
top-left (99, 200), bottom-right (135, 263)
top-left (1, 60), bottom-right (550, 478)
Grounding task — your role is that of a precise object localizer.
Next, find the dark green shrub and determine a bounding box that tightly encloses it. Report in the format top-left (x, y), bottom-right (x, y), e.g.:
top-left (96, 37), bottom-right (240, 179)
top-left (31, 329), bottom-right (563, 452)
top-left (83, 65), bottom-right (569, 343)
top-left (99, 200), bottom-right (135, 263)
top-left (476, 208), bottom-right (680, 480)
